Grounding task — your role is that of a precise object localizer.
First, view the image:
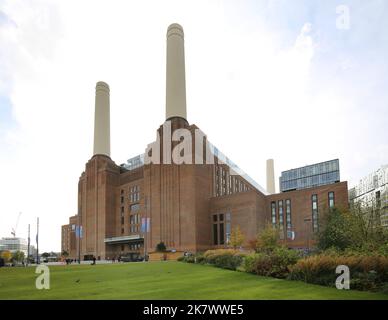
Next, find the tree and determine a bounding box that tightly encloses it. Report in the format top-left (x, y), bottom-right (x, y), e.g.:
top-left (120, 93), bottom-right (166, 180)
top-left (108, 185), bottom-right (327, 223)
top-left (0, 250), bottom-right (12, 263)
top-left (316, 207), bottom-right (353, 251)
top-left (230, 226), bottom-right (245, 249)
top-left (155, 242), bottom-right (167, 252)
top-left (256, 223), bottom-right (280, 253)
top-left (348, 202), bottom-right (388, 251)
top-left (12, 250), bottom-right (25, 263)
top-left (316, 205), bottom-right (388, 252)
top-left (62, 250), bottom-right (69, 257)
top-left (41, 252), bottom-right (50, 258)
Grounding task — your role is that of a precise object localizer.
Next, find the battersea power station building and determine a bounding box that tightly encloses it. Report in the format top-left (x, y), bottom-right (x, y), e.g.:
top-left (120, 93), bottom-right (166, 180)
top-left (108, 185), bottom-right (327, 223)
top-left (62, 24), bottom-right (348, 261)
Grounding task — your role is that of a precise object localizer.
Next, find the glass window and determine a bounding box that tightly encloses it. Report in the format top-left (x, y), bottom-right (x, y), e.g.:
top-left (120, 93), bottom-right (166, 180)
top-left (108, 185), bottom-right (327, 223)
top-left (271, 202), bottom-right (277, 226)
top-left (312, 194), bottom-right (318, 232)
top-left (278, 200), bottom-right (284, 239)
top-left (328, 192), bottom-right (335, 208)
top-left (213, 224), bottom-right (218, 245)
top-left (212, 213), bottom-right (226, 245)
top-left (219, 223), bottom-right (224, 245)
top-left (129, 185), bottom-right (140, 203)
top-left (130, 204), bottom-right (140, 212)
top-left (286, 199), bottom-right (292, 232)
top-left (226, 222), bottom-right (231, 244)
top-left (278, 200), bottom-right (284, 228)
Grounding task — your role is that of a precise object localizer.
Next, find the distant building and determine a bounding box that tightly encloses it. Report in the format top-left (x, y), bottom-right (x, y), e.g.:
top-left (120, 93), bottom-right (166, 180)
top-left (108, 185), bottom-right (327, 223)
top-left (280, 159), bottom-right (340, 192)
top-left (269, 159), bottom-right (347, 247)
top-left (349, 165), bottom-right (388, 227)
top-left (61, 216), bottom-right (78, 258)
top-left (0, 237), bottom-right (28, 256)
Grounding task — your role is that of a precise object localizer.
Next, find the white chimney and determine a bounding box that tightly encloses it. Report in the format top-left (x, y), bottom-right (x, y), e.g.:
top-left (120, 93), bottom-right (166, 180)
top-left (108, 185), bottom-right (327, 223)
top-left (165, 23), bottom-right (187, 120)
top-left (266, 159), bottom-right (275, 194)
top-left (93, 81), bottom-right (110, 157)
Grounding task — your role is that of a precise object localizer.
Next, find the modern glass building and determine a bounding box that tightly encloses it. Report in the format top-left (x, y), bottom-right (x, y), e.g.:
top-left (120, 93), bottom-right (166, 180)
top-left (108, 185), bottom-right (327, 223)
top-left (0, 237), bottom-right (28, 256)
top-left (280, 159), bottom-right (340, 192)
top-left (349, 165), bottom-right (388, 227)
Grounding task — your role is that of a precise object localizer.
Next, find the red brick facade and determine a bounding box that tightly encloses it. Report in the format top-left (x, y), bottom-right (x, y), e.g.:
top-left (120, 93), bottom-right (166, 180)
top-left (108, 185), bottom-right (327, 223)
top-left (62, 118), bottom-right (349, 259)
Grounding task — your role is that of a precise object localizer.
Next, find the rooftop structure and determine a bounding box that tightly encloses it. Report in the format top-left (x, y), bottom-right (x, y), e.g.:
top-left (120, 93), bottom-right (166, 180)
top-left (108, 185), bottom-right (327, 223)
top-left (280, 159), bottom-right (340, 192)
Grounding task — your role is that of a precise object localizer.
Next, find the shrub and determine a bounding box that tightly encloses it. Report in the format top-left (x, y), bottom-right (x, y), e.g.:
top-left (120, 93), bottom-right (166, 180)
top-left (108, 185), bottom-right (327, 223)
top-left (177, 253), bottom-right (205, 264)
top-left (229, 226), bottom-right (245, 249)
top-left (195, 254), bottom-right (206, 264)
top-left (378, 243), bottom-right (388, 257)
top-left (256, 223), bottom-right (280, 253)
top-left (288, 254), bottom-right (388, 291)
top-left (213, 254), bottom-right (245, 270)
top-left (155, 242), bottom-right (167, 252)
top-left (185, 255), bottom-right (195, 263)
top-left (243, 247), bottom-right (300, 278)
top-left (203, 249), bottom-right (247, 270)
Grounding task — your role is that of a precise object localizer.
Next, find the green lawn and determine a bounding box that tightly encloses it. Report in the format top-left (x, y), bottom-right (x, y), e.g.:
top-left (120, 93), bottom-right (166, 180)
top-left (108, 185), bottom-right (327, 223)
top-left (0, 261), bottom-right (387, 300)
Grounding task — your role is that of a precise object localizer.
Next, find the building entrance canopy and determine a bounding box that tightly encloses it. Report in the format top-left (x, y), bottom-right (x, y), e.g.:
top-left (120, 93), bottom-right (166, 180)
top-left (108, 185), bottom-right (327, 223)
top-left (104, 235), bottom-right (143, 245)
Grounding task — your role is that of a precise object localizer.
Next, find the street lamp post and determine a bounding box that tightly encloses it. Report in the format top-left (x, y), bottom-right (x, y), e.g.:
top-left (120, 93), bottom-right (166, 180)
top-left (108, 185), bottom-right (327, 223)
top-left (36, 217), bottom-right (39, 264)
top-left (27, 224), bottom-right (30, 267)
top-left (78, 225), bottom-right (81, 264)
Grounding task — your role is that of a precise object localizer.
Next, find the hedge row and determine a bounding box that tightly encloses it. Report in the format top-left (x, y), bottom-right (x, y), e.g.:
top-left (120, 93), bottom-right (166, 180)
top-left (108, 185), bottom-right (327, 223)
top-left (178, 249), bottom-right (246, 270)
top-left (178, 248), bottom-right (388, 292)
top-left (288, 254), bottom-right (388, 291)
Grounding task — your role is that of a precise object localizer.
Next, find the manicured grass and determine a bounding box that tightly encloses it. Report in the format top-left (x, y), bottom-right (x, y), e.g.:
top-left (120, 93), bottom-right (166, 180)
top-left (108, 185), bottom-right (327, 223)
top-left (0, 261), bottom-right (387, 300)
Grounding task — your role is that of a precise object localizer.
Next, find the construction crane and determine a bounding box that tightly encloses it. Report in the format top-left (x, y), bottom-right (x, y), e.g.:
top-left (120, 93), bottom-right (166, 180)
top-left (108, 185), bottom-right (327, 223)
top-left (11, 212), bottom-right (22, 237)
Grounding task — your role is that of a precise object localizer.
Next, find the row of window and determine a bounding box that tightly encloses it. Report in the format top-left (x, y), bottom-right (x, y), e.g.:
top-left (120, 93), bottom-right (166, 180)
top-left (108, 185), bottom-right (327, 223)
top-left (271, 191), bottom-right (335, 235)
top-left (130, 185), bottom-right (140, 203)
top-left (215, 165), bottom-right (250, 197)
top-left (129, 225), bottom-right (140, 233)
top-left (120, 203), bottom-right (141, 218)
top-left (120, 185), bottom-right (141, 204)
top-left (118, 243), bottom-right (142, 252)
top-left (119, 211), bottom-right (141, 234)
top-left (130, 214), bottom-right (140, 225)
top-left (129, 213), bottom-right (141, 233)
top-left (281, 160), bottom-right (339, 181)
top-left (280, 171), bottom-right (340, 192)
top-left (129, 243), bottom-right (142, 251)
top-left (121, 225), bottom-right (140, 235)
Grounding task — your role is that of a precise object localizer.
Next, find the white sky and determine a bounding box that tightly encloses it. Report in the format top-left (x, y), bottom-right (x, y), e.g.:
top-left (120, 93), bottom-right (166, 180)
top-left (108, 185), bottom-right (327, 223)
top-left (1, 0), bottom-right (387, 252)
